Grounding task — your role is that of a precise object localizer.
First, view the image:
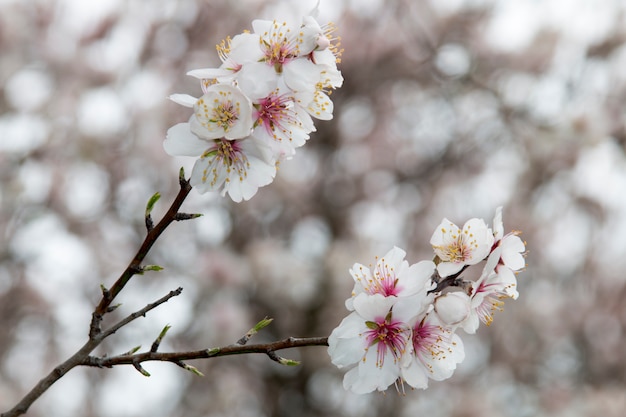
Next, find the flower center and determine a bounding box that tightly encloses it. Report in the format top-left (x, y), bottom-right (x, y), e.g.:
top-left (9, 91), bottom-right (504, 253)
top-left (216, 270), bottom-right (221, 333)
top-left (436, 230), bottom-right (477, 263)
top-left (364, 312), bottom-right (408, 368)
top-left (201, 139), bottom-right (250, 186)
top-left (260, 21), bottom-right (299, 72)
top-left (254, 92), bottom-right (298, 140)
top-left (412, 319), bottom-right (454, 372)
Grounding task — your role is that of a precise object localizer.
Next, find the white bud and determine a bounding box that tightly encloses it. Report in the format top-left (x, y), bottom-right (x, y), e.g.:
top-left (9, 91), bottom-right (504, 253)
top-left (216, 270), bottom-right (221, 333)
top-left (434, 292), bottom-right (471, 325)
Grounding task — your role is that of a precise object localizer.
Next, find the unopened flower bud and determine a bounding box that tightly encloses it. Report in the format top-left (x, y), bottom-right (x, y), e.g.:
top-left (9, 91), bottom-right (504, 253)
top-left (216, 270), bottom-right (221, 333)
top-left (434, 292), bottom-right (471, 325)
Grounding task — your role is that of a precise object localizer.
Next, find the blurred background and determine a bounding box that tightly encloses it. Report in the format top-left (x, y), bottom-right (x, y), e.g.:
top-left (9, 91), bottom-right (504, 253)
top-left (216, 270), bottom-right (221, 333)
top-left (2, 0), bottom-right (626, 416)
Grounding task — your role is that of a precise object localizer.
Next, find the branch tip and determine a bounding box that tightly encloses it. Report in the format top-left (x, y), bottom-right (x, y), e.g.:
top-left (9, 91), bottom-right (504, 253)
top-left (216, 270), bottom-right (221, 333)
top-left (151, 324), bottom-right (172, 353)
top-left (176, 361), bottom-right (204, 377)
top-left (100, 284), bottom-right (110, 297)
top-left (206, 347), bottom-right (221, 356)
top-left (133, 361), bottom-right (151, 377)
top-left (174, 213), bottom-right (203, 221)
top-left (142, 265), bottom-right (164, 273)
top-left (237, 317), bottom-right (273, 345)
top-left (106, 304), bottom-right (121, 313)
top-left (123, 345), bottom-right (142, 355)
top-left (267, 351), bottom-right (300, 366)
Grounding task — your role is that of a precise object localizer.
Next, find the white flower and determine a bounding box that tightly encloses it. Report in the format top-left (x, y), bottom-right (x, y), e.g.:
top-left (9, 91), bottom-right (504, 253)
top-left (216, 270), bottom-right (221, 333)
top-left (492, 206), bottom-right (526, 271)
top-left (401, 313), bottom-right (465, 389)
top-left (164, 123), bottom-right (275, 202)
top-left (328, 293), bottom-right (419, 394)
top-left (251, 88), bottom-right (312, 160)
top-left (189, 84), bottom-right (254, 140)
top-left (346, 247), bottom-right (434, 311)
top-left (461, 248), bottom-right (517, 333)
top-left (430, 217), bottom-right (495, 277)
top-left (187, 32), bottom-right (264, 83)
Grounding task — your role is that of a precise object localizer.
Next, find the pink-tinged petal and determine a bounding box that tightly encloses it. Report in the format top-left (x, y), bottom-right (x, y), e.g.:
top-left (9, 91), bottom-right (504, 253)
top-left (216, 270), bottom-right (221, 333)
top-left (496, 265), bottom-right (519, 300)
top-left (189, 157), bottom-right (223, 194)
top-left (236, 62), bottom-right (278, 99)
top-left (251, 19), bottom-right (273, 36)
top-left (492, 206), bottom-right (504, 241)
top-left (169, 93), bottom-right (197, 108)
top-left (401, 358), bottom-right (430, 389)
top-left (328, 314), bottom-right (366, 368)
top-left (436, 261), bottom-right (464, 278)
top-left (352, 293), bottom-right (395, 321)
top-left (187, 68), bottom-right (233, 80)
top-left (306, 90), bottom-right (334, 120)
top-left (430, 218), bottom-right (458, 247)
top-left (401, 260), bottom-right (435, 295)
top-left (164, 123), bottom-right (208, 157)
top-left (381, 246), bottom-right (406, 269)
top-left (461, 218), bottom-right (494, 264)
top-left (482, 246), bottom-right (503, 278)
top-left (501, 235), bottom-right (526, 270)
top-left (227, 32), bottom-right (264, 61)
top-left (357, 347), bottom-right (401, 391)
top-left (392, 293), bottom-right (431, 323)
top-left (461, 311), bottom-right (480, 334)
top-left (329, 312), bottom-right (363, 340)
top-left (188, 138), bottom-right (275, 201)
top-left (283, 59), bottom-right (323, 92)
top-left (190, 84), bottom-right (254, 140)
top-left (343, 367), bottom-right (378, 394)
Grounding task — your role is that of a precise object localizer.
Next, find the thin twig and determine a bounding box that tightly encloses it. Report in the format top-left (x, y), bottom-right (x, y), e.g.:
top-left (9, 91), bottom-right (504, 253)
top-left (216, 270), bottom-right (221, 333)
top-left (100, 288), bottom-right (182, 340)
top-left (82, 337), bottom-right (330, 368)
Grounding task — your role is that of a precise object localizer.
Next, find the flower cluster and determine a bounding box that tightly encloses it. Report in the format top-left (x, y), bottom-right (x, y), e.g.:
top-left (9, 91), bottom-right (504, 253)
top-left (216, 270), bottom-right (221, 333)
top-left (164, 9), bottom-right (342, 202)
top-left (328, 207), bottom-right (526, 394)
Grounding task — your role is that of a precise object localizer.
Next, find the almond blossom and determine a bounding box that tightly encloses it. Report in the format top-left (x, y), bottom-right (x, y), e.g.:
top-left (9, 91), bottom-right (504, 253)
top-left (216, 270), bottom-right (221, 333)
top-left (164, 124), bottom-right (275, 202)
top-left (401, 313), bottom-right (465, 389)
top-left (345, 246), bottom-right (434, 311)
top-left (460, 248), bottom-right (518, 334)
top-left (328, 208), bottom-right (525, 394)
top-left (165, 11), bottom-right (342, 201)
top-left (430, 217), bottom-right (494, 277)
top-left (328, 294), bottom-right (419, 394)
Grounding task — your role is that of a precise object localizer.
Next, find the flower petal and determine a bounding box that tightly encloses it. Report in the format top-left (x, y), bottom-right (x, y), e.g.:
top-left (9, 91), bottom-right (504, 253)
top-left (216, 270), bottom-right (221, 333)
top-left (164, 123), bottom-right (208, 157)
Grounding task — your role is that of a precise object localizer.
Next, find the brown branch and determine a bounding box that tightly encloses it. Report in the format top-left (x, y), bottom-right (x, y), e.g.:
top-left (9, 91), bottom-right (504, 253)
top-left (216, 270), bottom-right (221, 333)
top-left (2, 177), bottom-right (193, 417)
top-left (100, 288), bottom-right (183, 340)
top-left (90, 175), bottom-right (192, 337)
top-left (82, 337), bottom-right (330, 368)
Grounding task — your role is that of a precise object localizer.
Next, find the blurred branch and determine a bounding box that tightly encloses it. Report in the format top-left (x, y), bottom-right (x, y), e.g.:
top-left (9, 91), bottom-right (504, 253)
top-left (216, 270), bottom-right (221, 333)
top-left (82, 337), bottom-right (329, 369)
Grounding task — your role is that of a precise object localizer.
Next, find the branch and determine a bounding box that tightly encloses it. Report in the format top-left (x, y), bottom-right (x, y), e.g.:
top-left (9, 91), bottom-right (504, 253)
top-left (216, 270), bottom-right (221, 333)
top-left (82, 337), bottom-right (330, 369)
top-left (90, 172), bottom-right (192, 337)
top-left (2, 174), bottom-right (194, 417)
top-left (100, 288), bottom-right (183, 340)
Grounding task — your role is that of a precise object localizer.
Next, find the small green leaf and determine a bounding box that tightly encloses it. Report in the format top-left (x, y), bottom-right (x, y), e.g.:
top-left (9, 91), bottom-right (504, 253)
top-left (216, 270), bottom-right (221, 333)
top-left (181, 362), bottom-right (204, 377)
top-left (143, 265), bottom-right (164, 272)
top-left (134, 363), bottom-right (151, 377)
top-left (253, 317), bottom-right (273, 332)
top-left (158, 324), bottom-right (171, 339)
top-left (124, 345), bottom-right (142, 355)
top-left (175, 213), bottom-right (204, 221)
top-left (145, 192), bottom-right (161, 217)
top-left (206, 347), bottom-right (221, 356)
top-left (278, 358), bottom-right (301, 366)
